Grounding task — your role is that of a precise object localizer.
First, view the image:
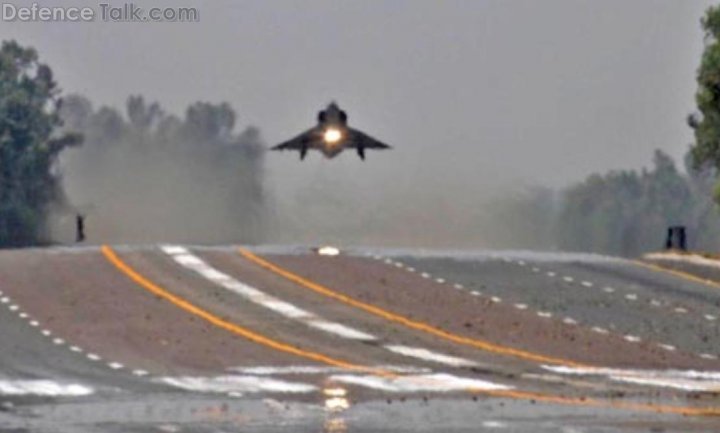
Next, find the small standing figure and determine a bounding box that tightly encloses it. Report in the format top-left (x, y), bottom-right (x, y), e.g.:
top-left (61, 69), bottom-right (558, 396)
top-left (76, 214), bottom-right (85, 243)
top-left (664, 225), bottom-right (687, 251)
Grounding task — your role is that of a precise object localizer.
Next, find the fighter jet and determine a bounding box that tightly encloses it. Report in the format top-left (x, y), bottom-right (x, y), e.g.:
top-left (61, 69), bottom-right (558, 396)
top-left (271, 102), bottom-right (391, 160)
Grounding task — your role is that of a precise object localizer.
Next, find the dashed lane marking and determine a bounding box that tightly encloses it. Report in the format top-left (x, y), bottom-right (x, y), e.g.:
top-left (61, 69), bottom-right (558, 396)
top-left (383, 345), bottom-right (479, 368)
top-left (102, 245), bottom-right (378, 374)
top-left (162, 245), bottom-right (377, 342)
top-left (238, 248), bottom-right (588, 367)
top-left (537, 312), bottom-right (553, 319)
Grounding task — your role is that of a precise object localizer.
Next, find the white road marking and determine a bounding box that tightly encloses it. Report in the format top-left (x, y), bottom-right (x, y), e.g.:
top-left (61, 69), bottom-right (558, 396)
top-left (674, 307), bottom-right (688, 314)
top-left (562, 317), bottom-right (577, 325)
top-left (514, 303), bottom-right (528, 310)
top-left (603, 287), bottom-right (615, 293)
top-left (0, 380), bottom-right (93, 396)
top-left (41, 330), bottom-right (51, 337)
top-left (52, 338), bottom-right (65, 345)
top-left (591, 327), bottom-right (609, 335)
top-left (384, 345), bottom-right (479, 367)
top-left (108, 362), bottom-right (124, 370)
top-left (18, 313), bottom-right (28, 319)
top-left (161, 245), bottom-right (188, 255)
top-left (133, 370), bottom-right (150, 376)
top-left (701, 354), bottom-right (718, 360)
top-left (623, 335), bottom-right (641, 343)
top-left (650, 299), bottom-right (661, 307)
top-left (490, 296), bottom-right (502, 303)
top-left (229, 365), bottom-right (431, 375)
top-left (70, 346), bottom-right (82, 353)
top-left (330, 373), bottom-right (511, 393)
top-left (581, 281), bottom-right (593, 288)
top-left (544, 365), bottom-right (720, 392)
top-left (658, 344), bottom-right (676, 352)
top-left (471, 291), bottom-right (482, 297)
top-left (160, 375), bottom-right (317, 394)
top-left (406, 267), bottom-right (416, 272)
top-left (8, 305), bottom-right (18, 311)
top-left (86, 353), bottom-right (101, 361)
top-left (705, 314), bottom-right (717, 322)
top-left (0, 297), bottom-right (8, 303)
top-left (562, 276), bottom-right (574, 283)
top-left (420, 272), bottom-right (431, 279)
top-left (162, 245), bottom-right (377, 342)
top-left (394, 262), bottom-right (404, 269)
top-left (531, 267), bottom-right (540, 273)
top-left (453, 284), bottom-right (464, 290)
top-left (517, 261), bottom-right (526, 266)
top-left (435, 278), bottom-right (446, 284)
top-left (625, 294), bottom-right (637, 301)
top-left (308, 321), bottom-right (376, 341)
top-left (546, 272), bottom-right (556, 277)
top-left (537, 311), bottom-right (553, 318)
top-left (482, 421), bottom-right (507, 429)
top-left (29, 320), bottom-right (39, 327)
top-left (261, 300), bottom-right (314, 320)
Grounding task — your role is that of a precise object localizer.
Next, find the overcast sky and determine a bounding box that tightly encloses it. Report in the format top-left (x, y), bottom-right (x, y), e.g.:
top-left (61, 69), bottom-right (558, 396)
top-left (1, 0), bottom-right (716, 195)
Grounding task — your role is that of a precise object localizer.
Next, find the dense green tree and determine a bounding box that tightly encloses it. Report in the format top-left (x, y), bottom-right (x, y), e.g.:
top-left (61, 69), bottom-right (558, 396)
top-left (690, 6), bottom-right (720, 196)
top-left (0, 40), bottom-right (81, 246)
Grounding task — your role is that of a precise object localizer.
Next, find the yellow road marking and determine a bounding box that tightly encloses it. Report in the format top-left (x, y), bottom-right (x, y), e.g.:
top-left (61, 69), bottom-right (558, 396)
top-left (239, 248), bottom-right (587, 368)
top-left (101, 245), bottom-right (381, 374)
top-left (102, 245), bottom-right (720, 416)
top-left (631, 259), bottom-right (720, 290)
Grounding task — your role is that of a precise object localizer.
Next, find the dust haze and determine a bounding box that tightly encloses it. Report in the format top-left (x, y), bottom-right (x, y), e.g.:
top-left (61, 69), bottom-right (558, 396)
top-left (6, 1), bottom-right (713, 249)
top-left (51, 95), bottom-right (266, 245)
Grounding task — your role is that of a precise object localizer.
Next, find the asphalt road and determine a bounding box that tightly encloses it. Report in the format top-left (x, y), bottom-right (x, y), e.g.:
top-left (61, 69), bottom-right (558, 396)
top-left (0, 245), bottom-right (719, 432)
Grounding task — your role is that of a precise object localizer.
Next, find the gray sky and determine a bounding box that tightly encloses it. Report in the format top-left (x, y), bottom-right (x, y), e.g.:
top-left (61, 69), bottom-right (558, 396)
top-left (1, 0), bottom-right (715, 194)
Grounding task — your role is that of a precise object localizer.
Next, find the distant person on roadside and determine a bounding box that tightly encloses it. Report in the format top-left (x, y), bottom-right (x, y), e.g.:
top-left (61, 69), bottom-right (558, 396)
top-left (76, 214), bottom-right (85, 243)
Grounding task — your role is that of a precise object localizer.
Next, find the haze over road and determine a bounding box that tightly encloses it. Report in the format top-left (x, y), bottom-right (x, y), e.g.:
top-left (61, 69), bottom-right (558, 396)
top-left (2, 245), bottom-right (720, 431)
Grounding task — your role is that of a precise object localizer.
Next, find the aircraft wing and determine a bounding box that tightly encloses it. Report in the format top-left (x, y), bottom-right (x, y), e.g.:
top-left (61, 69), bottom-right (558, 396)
top-left (271, 127), bottom-right (320, 151)
top-left (347, 128), bottom-right (391, 150)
